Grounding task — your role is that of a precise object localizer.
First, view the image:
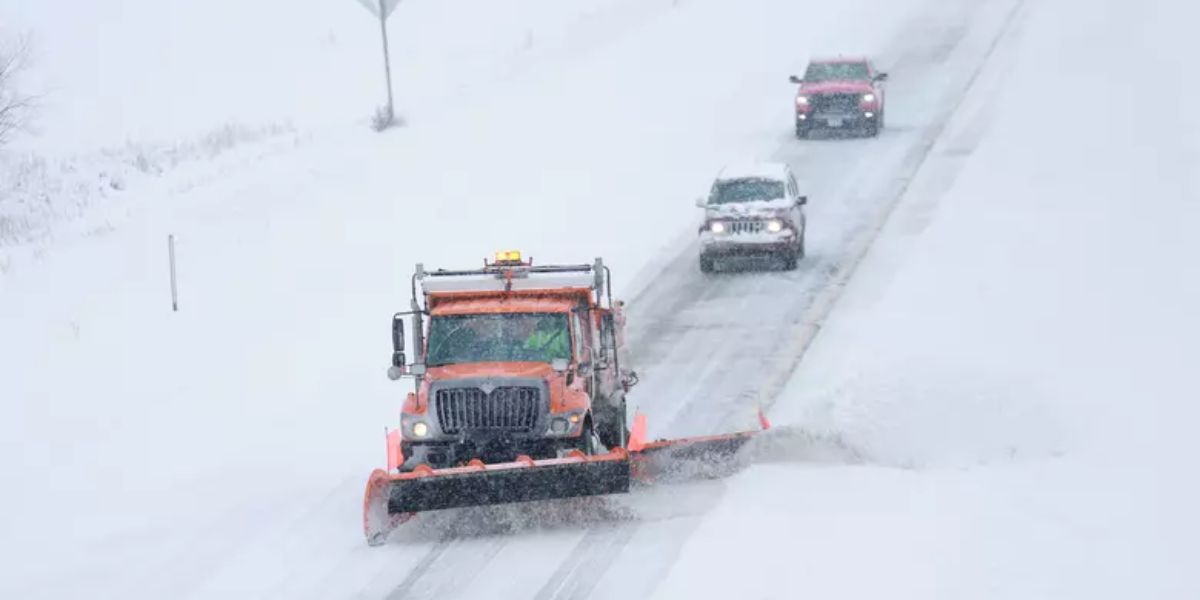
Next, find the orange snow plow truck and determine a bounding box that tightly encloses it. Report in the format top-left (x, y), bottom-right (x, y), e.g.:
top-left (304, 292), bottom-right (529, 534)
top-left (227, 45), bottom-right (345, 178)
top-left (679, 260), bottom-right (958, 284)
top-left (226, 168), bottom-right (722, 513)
top-left (363, 252), bottom-right (768, 545)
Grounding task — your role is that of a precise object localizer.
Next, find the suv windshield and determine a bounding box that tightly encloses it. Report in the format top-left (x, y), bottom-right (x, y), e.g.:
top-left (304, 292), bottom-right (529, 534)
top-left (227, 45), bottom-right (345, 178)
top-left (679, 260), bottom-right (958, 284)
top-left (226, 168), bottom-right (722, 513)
top-left (804, 62), bottom-right (870, 82)
top-left (710, 178), bottom-right (786, 205)
top-left (426, 313), bottom-right (570, 366)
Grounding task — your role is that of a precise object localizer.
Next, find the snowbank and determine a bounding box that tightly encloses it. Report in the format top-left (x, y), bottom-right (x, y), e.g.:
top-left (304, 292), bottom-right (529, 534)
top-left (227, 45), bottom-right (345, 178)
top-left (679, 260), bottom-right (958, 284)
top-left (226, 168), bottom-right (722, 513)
top-left (0, 123), bottom-right (301, 259)
top-left (654, 0), bottom-right (1200, 597)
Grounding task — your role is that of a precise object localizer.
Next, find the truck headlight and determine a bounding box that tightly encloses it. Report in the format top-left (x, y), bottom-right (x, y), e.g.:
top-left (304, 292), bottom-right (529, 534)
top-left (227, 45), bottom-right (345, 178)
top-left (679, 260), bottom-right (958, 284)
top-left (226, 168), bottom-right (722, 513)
top-left (710, 221), bottom-right (727, 234)
top-left (796, 96), bottom-right (810, 106)
top-left (862, 93), bottom-right (876, 102)
top-left (549, 413), bottom-right (583, 435)
top-left (412, 422), bottom-right (429, 438)
top-left (766, 219), bottom-right (784, 233)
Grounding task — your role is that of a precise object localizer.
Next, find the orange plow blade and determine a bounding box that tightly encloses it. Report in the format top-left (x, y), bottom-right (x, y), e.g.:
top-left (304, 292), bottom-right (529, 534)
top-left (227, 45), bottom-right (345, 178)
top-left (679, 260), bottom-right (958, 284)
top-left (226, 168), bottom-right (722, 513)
top-left (387, 450), bottom-right (631, 513)
top-left (363, 450), bottom-right (632, 544)
top-left (362, 410), bottom-right (770, 545)
top-left (630, 430), bottom-right (761, 483)
top-left (627, 407), bottom-right (769, 483)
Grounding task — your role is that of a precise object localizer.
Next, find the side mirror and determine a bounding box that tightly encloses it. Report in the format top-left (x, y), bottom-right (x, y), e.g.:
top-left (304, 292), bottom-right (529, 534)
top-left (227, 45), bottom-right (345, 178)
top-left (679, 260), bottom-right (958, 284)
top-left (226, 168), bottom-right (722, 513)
top-left (796, 195), bottom-right (808, 206)
top-left (788, 75), bottom-right (803, 84)
top-left (874, 72), bottom-right (888, 82)
top-left (551, 358), bottom-right (569, 373)
top-left (391, 314), bottom-right (405, 367)
top-left (387, 365), bottom-right (405, 381)
top-left (695, 197), bottom-right (708, 208)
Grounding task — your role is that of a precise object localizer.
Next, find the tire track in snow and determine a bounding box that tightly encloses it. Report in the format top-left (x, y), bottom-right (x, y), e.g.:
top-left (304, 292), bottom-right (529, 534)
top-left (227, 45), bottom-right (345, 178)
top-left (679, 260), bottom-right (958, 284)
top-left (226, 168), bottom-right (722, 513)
top-left (532, 524), bottom-right (640, 600)
top-left (382, 539), bottom-right (455, 600)
top-left (384, 535), bottom-right (509, 600)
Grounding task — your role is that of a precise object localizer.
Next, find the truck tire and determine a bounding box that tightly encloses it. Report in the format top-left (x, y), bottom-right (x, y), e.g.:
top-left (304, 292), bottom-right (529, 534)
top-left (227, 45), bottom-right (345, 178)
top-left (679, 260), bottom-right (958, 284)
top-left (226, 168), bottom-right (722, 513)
top-left (579, 419), bottom-right (601, 455)
top-left (699, 254), bottom-right (715, 274)
top-left (596, 399), bottom-right (628, 450)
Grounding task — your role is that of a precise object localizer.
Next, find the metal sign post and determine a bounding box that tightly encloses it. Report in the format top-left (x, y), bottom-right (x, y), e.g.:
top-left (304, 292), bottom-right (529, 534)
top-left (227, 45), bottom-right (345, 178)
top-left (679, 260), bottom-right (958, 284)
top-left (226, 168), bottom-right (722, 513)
top-left (354, 0), bottom-right (403, 128)
top-left (168, 234), bottom-right (178, 312)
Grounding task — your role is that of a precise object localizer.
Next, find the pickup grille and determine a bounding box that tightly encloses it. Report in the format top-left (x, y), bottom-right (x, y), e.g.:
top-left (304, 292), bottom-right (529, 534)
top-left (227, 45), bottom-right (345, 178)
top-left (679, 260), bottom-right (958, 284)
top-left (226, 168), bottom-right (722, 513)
top-left (727, 220), bottom-right (766, 234)
top-left (434, 386), bottom-right (540, 435)
top-left (811, 92), bottom-right (861, 113)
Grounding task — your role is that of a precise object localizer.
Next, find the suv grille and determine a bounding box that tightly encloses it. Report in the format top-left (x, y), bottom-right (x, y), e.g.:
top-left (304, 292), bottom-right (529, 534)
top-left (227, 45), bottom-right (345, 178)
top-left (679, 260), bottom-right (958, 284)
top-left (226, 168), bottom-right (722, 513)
top-left (434, 386), bottom-right (540, 434)
top-left (727, 220), bottom-right (766, 234)
top-left (811, 93), bottom-right (861, 114)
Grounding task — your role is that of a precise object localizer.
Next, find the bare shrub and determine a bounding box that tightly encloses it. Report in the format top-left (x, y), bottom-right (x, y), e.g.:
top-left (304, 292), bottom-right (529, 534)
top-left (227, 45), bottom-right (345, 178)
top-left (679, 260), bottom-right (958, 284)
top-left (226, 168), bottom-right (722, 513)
top-left (0, 34), bottom-right (35, 147)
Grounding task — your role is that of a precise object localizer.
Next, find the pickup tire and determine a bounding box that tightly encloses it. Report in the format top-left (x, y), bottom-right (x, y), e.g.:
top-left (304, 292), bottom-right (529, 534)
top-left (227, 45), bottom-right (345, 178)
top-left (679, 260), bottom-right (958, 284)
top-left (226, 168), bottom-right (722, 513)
top-left (782, 250), bottom-right (799, 270)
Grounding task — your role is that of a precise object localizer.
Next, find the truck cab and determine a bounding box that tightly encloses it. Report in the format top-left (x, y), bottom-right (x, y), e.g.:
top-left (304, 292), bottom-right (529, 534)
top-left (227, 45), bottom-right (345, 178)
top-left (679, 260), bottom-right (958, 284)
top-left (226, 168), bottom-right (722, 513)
top-left (387, 252), bottom-right (634, 471)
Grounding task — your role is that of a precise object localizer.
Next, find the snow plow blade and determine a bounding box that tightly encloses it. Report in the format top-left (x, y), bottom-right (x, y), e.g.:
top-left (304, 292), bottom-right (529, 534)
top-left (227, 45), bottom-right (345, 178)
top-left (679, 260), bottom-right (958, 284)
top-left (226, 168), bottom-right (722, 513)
top-left (389, 451), bottom-right (630, 513)
top-left (627, 408), bottom-right (770, 483)
top-left (363, 411), bottom-right (770, 545)
top-left (631, 431), bottom-right (759, 481)
top-left (364, 450), bottom-right (630, 544)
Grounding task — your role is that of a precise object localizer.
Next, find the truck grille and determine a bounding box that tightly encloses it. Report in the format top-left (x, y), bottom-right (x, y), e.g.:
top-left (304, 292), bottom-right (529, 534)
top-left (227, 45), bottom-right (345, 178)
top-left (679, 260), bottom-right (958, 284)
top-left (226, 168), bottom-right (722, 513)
top-left (811, 93), bottom-right (860, 113)
top-left (727, 220), bottom-right (765, 234)
top-left (434, 386), bottom-right (540, 435)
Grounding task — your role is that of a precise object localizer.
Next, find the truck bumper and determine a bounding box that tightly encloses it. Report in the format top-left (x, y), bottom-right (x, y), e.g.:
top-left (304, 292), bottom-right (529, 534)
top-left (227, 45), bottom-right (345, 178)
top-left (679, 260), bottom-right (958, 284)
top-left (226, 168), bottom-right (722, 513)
top-left (797, 110), bottom-right (878, 130)
top-left (403, 436), bottom-right (581, 470)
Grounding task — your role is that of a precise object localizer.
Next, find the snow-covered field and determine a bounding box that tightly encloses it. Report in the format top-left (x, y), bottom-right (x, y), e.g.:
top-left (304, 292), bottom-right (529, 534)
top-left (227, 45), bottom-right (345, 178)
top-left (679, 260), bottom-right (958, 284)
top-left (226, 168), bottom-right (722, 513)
top-left (2, 0), bottom-right (1197, 598)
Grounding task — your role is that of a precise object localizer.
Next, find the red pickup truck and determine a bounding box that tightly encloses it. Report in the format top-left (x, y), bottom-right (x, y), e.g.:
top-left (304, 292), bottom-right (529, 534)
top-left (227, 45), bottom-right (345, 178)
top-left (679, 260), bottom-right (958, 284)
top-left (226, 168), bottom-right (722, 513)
top-left (789, 57), bottom-right (888, 138)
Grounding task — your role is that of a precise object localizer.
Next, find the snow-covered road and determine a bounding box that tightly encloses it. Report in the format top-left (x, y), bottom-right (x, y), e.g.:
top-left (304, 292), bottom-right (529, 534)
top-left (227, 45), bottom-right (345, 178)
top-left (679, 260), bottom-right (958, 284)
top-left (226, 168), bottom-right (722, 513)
top-left (353, 1), bottom-right (1028, 598)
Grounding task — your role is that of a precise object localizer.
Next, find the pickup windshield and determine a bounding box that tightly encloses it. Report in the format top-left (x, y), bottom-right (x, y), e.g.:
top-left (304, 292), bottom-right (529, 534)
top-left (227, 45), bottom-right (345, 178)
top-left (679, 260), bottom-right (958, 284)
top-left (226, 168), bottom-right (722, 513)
top-left (426, 313), bottom-right (571, 366)
top-left (711, 178), bottom-right (786, 204)
top-left (804, 62), bottom-right (870, 82)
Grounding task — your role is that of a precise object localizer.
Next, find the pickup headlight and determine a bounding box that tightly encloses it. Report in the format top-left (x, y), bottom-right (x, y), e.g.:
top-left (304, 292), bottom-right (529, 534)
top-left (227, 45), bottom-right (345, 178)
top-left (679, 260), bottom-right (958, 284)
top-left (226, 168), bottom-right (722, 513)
top-left (710, 221), bottom-right (727, 234)
top-left (766, 219), bottom-right (784, 233)
top-left (862, 93), bottom-right (876, 102)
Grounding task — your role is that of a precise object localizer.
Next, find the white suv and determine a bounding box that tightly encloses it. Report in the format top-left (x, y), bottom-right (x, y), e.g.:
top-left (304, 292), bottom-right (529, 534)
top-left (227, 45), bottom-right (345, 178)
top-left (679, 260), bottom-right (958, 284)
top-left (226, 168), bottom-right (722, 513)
top-left (696, 162), bottom-right (808, 273)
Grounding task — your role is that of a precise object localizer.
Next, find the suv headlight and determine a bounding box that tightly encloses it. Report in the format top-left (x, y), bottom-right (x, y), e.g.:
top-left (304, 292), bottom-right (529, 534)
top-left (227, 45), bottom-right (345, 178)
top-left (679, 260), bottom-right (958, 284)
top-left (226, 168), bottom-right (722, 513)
top-left (862, 93), bottom-right (876, 102)
top-left (766, 219), bottom-right (784, 233)
top-left (710, 221), bottom-right (727, 234)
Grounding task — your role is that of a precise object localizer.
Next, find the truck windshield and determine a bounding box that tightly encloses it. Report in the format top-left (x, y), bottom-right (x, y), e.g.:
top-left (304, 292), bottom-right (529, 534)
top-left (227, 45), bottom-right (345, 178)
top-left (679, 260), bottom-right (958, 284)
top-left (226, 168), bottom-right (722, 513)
top-left (804, 62), bottom-right (870, 82)
top-left (425, 313), bottom-right (571, 366)
top-left (711, 178), bottom-right (785, 204)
